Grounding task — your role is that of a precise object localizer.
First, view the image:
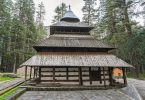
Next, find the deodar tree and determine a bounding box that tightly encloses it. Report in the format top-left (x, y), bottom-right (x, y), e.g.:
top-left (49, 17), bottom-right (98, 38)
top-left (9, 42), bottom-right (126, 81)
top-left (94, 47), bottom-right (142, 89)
top-left (82, 0), bottom-right (97, 26)
top-left (52, 3), bottom-right (67, 23)
top-left (0, 0), bottom-right (45, 73)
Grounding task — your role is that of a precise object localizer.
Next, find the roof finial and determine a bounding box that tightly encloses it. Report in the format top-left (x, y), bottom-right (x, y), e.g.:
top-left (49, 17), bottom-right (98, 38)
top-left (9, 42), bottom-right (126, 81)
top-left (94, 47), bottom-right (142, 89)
top-left (69, 5), bottom-right (71, 11)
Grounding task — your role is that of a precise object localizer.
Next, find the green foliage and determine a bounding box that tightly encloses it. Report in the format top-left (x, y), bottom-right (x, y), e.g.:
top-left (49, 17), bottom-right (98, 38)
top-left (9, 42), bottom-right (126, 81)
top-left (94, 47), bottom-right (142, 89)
top-left (126, 72), bottom-right (134, 78)
top-left (0, 0), bottom-right (46, 73)
top-left (118, 29), bottom-right (145, 63)
top-left (138, 73), bottom-right (145, 80)
top-left (0, 73), bottom-right (18, 78)
top-left (95, 0), bottom-right (145, 77)
top-left (0, 86), bottom-right (19, 100)
top-left (0, 77), bottom-right (15, 81)
top-left (82, 0), bottom-right (97, 26)
top-left (52, 3), bottom-right (67, 23)
top-left (36, 2), bottom-right (47, 41)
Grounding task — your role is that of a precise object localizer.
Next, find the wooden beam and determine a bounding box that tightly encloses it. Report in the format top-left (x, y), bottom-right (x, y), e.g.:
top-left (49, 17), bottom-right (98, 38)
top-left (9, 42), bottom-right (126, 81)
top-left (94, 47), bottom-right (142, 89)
top-left (25, 66), bottom-right (27, 81)
top-left (40, 79), bottom-right (109, 82)
top-left (41, 74), bottom-right (89, 77)
top-left (103, 67), bottom-right (106, 88)
top-left (78, 67), bottom-right (83, 85)
top-left (89, 67), bottom-right (92, 85)
top-left (122, 68), bottom-right (127, 85)
top-left (30, 66), bottom-right (32, 80)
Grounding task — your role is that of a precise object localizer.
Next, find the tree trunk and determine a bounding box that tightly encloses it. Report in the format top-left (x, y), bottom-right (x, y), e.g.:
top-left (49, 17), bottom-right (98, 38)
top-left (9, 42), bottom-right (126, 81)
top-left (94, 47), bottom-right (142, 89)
top-left (122, 0), bottom-right (132, 35)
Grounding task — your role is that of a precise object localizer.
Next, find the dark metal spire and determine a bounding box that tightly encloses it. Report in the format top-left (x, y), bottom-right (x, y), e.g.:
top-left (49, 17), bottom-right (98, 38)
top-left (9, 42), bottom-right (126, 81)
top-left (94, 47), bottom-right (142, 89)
top-left (69, 5), bottom-right (71, 11)
top-left (60, 5), bottom-right (80, 22)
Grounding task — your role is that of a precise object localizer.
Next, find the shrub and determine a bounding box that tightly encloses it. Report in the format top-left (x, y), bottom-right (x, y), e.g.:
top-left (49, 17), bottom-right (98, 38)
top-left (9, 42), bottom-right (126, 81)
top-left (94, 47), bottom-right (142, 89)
top-left (1, 73), bottom-right (19, 78)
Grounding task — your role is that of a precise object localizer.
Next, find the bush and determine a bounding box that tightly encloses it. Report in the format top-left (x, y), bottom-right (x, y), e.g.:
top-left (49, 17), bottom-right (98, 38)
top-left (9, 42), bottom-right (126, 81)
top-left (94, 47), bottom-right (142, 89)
top-left (0, 73), bottom-right (19, 78)
top-left (138, 73), bottom-right (145, 80)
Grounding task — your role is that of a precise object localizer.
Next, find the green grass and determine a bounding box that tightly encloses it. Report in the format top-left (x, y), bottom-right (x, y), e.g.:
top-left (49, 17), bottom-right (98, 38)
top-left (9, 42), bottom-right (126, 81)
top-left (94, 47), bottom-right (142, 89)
top-left (127, 72), bottom-right (145, 80)
top-left (0, 77), bottom-right (15, 81)
top-left (138, 73), bottom-right (145, 80)
top-left (0, 86), bottom-right (19, 100)
top-left (126, 72), bottom-right (134, 78)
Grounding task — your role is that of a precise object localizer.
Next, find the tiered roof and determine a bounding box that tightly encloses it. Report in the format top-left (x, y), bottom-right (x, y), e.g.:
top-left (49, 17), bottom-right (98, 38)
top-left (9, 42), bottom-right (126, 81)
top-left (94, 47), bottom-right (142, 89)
top-left (21, 7), bottom-right (132, 68)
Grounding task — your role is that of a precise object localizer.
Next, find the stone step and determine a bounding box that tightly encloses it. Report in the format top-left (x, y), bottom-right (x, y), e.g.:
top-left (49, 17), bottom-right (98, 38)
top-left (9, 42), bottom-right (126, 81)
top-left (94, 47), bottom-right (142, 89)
top-left (20, 85), bottom-right (112, 91)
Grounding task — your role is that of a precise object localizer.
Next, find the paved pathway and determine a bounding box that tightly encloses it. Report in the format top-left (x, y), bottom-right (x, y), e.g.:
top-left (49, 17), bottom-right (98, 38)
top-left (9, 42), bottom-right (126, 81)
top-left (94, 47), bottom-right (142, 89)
top-left (128, 79), bottom-right (145, 100)
top-left (18, 90), bottom-right (133, 100)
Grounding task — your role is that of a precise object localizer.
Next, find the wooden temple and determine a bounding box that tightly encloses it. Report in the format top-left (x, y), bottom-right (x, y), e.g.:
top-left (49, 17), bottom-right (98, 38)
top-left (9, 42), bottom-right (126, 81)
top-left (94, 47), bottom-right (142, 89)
top-left (20, 7), bottom-right (132, 87)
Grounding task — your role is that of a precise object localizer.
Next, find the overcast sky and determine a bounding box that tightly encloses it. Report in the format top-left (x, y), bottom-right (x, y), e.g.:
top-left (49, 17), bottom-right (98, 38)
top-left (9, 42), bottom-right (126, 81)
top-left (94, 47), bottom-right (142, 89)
top-left (34, 0), bottom-right (84, 26)
top-left (34, 0), bottom-right (144, 26)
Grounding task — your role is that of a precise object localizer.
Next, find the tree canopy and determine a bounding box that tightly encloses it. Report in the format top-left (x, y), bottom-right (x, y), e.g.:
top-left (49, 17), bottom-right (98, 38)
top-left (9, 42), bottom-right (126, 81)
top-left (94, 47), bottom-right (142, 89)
top-left (0, 0), bottom-right (47, 73)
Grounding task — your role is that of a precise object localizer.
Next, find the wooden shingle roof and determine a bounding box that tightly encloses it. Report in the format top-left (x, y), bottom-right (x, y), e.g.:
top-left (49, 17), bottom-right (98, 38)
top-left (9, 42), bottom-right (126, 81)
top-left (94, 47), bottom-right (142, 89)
top-left (51, 21), bottom-right (92, 28)
top-left (20, 52), bottom-right (132, 67)
top-left (33, 34), bottom-right (114, 49)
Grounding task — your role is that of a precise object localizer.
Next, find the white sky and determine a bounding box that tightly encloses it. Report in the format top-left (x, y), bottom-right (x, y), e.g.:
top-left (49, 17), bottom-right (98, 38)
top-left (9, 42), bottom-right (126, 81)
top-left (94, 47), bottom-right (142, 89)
top-left (34, 0), bottom-right (84, 26)
top-left (34, 0), bottom-right (144, 26)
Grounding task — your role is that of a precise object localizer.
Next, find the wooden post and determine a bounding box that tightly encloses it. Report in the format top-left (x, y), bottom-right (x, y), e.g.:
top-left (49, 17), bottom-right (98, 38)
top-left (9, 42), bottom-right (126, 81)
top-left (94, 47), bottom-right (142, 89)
top-left (53, 67), bottom-right (55, 82)
top-left (122, 68), bottom-right (127, 85)
top-left (30, 66), bottom-right (32, 80)
top-left (36, 67), bottom-right (38, 78)
top-left (66, 67), bottom-right (69, 80)
top-left (89, 67), bottom-right (92, 85)
top-left (99, 67), bottom-right (102, 84)
top-left (33, 67), bottom-right (36, 79)
top-left (25, 66), bottom-right (27, 81)
top-left (78, 67), bottom-right (83, 85)
top-left (38, 67), bottom-right (41, 83)
top-left (103, 67), bottom-right (106, 88)
top-left (109, 67), bottom-right (113, 86)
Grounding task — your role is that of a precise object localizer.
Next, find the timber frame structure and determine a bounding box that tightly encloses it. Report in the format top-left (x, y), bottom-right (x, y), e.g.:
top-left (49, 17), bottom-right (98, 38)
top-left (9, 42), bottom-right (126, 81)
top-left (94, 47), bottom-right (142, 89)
top-left (21, 7), bottom-right (132, 88)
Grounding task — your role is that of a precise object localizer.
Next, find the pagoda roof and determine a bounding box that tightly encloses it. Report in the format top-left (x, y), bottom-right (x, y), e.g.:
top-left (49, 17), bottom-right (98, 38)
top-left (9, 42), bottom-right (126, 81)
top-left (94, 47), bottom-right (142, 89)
top-left (33, 34), bottom-right (114, 49)
top-left (51, 21), bottom-right (92, 28)
top-left (60, 6), bottom-right (80, 22)
top-left (20, 52), bottom-right (133, 67)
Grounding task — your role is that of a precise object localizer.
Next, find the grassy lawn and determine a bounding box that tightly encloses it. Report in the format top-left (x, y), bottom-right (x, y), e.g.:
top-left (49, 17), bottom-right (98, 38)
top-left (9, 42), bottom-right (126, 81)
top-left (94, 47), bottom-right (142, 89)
top-left (0, 77), bottom-right (15, 81)
top-left (0, 86), bottom-right (19, 100)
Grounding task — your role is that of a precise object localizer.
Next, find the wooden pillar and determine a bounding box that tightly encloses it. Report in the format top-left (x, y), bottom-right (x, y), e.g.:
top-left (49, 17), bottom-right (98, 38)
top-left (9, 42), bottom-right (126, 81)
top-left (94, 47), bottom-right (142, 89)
top-left (89, 67), bottom-right (92, 85)
top-left (25, 66), bottom-right (27, 81)
top-left (99, 67), bottom-right (102, 84)
top-left (33, 67), bottom-right (36, 79)
top-left (38, 67), bottom-right (41, 83)
top-left (35, 67), bottom-right (38, 78)
top-left (122, 68), bottom-right (127, 85)
top-left (78, 67), bottom-right (83, 85)
top-left (66, 67), bottom-right (69, 80)
top-left (109, 67), bottom-right (113, 86)
top-left (53, 67), bottom-right (55, 82)
top-left (103, 67), bottom-right (106, 88)
top-left (30, 66), bottom-right (32, 80)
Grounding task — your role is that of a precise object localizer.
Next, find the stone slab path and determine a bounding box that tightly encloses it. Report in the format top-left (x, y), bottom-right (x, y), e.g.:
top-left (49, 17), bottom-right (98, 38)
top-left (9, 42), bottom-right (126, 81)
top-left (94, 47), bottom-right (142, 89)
top-left (128, 79), bottom-right (145, 100)
top-left (18, 90), bottom-right (133, 100)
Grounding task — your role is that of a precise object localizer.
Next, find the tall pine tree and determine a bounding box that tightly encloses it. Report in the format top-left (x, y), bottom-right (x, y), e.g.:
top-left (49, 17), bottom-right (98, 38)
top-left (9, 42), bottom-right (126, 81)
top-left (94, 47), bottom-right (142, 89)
top-left (11, 0), bottom-right (36, 73)
top-left (52, 3), bottom-right (67, 23)
top-left (36, 2), bottom-right (47, 40)
top-left (0, 0), bottom-right (13, 72)
top-left (82, 0), bottom-right (97, 25)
